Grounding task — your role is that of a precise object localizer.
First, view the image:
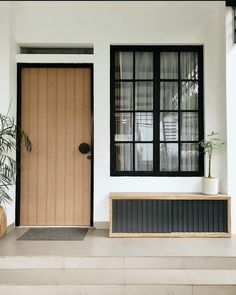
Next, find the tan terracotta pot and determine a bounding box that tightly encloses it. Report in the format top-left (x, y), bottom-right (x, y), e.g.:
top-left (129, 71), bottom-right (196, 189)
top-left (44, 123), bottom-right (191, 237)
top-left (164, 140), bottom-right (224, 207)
top-left (0, 206), bottom-right (7, 238)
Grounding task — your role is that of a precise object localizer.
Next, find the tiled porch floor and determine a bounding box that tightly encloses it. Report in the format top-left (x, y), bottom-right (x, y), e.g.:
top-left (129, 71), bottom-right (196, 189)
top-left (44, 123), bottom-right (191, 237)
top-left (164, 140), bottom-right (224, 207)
top-left (1, 228), bottom-right (236, 257)
top-left (1, 229), bottom-right (236, 294)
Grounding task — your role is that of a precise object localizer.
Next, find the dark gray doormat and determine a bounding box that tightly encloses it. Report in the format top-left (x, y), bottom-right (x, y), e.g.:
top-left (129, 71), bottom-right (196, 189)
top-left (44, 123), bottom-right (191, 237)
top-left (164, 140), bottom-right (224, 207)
top-left (17, 228), bottom-right (88, 241)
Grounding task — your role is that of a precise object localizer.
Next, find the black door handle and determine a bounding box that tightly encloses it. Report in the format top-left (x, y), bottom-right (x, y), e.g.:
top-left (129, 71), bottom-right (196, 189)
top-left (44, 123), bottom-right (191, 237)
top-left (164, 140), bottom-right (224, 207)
top-left (78, 143), bottom-right (91, 154)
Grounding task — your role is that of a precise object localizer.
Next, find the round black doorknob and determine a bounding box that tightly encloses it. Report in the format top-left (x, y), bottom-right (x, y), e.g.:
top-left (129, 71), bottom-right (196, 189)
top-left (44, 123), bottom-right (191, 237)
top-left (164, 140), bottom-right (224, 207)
top-left (78, 143), bottom-right (91, 154)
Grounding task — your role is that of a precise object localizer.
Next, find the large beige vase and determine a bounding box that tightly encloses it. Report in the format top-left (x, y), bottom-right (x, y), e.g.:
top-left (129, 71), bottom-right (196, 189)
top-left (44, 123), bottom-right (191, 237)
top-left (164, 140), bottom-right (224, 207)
top-left (0, 206), bottom-right (7, 238)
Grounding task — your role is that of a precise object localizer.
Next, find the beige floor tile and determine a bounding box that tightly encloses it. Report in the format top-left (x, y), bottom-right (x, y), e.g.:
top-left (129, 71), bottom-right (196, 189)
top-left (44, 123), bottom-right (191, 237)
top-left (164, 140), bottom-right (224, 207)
top-left (165, 239), bottom-right (229, 257)
top-left (12, 237), bottom-right (124, 257)
top-left (4, 256), bottom-right (64, 269)
top-left (184, 257), bottom-right (236, 269)
top-left (1, 229), bottom-right (236, 258)
top-left (123, 239), bottom-right (174, 256)
top-left (193, 285), bottom-right (236, 295)
top-left (0, 269), bottom-right (63, 285)
top-left (59, 269), bottom-right (124, 285)
top-left (81, 241), bottom-right (125, 256)
top-left (0, 257), bottom-right (4, 269)
top-left (125, 285), bottom-right (192, 295)
top-left (125, 257), bottom-right (184, 269)
top-left (65, 256), bottom-right (124, 268)
top-left (0, 285), bottom-right (58, 295)
top-left (58, 285), bottom-right (125, 295)
top-left (187, 270), bottom-right (236, 284)
top-left (125, 269), bottom-right (191, 285)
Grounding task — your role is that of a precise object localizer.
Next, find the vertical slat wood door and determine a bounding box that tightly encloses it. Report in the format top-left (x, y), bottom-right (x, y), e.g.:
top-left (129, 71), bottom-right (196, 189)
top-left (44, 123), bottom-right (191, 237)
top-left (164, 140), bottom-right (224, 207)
top-left (20, 67), bottom-right (91, 226)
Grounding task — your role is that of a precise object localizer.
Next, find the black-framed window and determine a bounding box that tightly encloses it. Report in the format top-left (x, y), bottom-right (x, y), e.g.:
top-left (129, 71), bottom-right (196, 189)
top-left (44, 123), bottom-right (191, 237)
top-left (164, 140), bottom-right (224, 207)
top-left (110, 45), bottom-right (204, 176)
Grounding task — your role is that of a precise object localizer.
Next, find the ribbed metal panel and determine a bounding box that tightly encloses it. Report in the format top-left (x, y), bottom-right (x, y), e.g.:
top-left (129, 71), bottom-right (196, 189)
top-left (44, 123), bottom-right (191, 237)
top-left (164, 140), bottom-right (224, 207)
top-left (112, 199), bottom-right (228, 233)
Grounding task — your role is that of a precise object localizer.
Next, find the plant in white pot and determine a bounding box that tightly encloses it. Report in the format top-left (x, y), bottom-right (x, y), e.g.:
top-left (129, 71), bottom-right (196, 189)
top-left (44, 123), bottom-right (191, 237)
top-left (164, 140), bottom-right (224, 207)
top-left (0, 113), bottom-right (31, 238)
top-left (199, 131), bottom-right (224, 195)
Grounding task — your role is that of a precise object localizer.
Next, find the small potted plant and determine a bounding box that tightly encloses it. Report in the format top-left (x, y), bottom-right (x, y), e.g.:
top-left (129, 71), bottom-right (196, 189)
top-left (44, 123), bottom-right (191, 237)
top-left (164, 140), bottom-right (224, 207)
top-left (199, 131), bottom-right (224, 195)
top-left (0, 113), bottom-right (31, 237)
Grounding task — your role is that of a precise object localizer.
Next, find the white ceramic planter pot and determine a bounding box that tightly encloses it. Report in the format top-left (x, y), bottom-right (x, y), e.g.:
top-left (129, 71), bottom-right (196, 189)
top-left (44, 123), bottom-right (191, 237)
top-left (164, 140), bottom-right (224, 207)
top-left (202, 177), bottom-right (219, 195)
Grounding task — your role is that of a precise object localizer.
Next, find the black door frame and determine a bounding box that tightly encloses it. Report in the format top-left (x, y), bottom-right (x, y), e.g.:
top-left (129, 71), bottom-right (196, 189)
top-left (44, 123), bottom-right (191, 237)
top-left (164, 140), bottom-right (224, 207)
top-left (15, 63), bottom-right (94, 226)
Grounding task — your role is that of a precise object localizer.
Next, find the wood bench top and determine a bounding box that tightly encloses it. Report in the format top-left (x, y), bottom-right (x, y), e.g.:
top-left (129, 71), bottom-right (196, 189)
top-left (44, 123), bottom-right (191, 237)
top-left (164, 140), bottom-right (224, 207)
top-left (109, 192), bottom-right (230, 200)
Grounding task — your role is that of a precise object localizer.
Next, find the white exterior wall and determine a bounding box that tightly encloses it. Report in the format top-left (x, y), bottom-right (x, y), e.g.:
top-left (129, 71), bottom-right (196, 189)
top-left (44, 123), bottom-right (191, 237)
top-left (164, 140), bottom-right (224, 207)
top-left (0, 3), bottom-right (10, 113)
top-left (0, 2), bottom-right (17, 226)
top-left (0, 1), bottom-right (229, 229)
top-left (226, 7), bottom-right (236, 234)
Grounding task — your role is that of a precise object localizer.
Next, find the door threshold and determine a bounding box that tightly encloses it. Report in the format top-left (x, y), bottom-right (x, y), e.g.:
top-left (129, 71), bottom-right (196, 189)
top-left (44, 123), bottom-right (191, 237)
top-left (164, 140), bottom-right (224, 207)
top-left (18, 225), bottom-right (95, 229)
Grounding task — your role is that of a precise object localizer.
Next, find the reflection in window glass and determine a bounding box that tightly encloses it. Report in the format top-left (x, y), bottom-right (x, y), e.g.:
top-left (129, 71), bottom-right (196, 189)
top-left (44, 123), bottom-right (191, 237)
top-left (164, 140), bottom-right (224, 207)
top-left (135, 82), bottom-right (153, 110)
top-left (160, 143), bottom-right (178, 171)
top-left (160, 82), bottom-right (178, 110)
top-left (115, 113), bottom-right (133, 141)
top-left (135, 144), bottom-right (153, 171)
top-left (160, 52), bottom-right (178, 79)
top-left (135, 113), bottom-right (153, 141)
top-left (115, 82), bottom-right (133, 110)
top-left (115, 52), bottom-right (133, 80)
top-left (115, 144), bottom-right (133, 171)
top-left (180, 52), bottom-right (198, 80)
top-left (181, 82), bottom-right (198, 110)
top-left (180, 112), bottom-right (198, 141)
top-left (160, 112), bottom-right (178, 141)
top-left (135, 52), bottom-right (153, 79)
top-left (180, 143), bottom-right (199, 171)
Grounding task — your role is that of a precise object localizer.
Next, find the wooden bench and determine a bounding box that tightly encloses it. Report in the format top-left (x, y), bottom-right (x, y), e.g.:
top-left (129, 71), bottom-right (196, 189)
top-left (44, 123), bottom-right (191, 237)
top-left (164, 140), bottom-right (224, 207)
top-left (109, 192), bottom-right (231, 238)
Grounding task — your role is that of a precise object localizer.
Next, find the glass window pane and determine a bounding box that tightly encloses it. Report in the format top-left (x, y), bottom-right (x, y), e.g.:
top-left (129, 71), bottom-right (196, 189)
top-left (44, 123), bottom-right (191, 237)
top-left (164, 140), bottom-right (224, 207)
top-left (135, 113), bottom-right (153, 141)
top-left (160, 52), bottom-right (178, 79)
top-left (135, 81), bottom-right (153, 110)
top-left (160, 143), bottom-right (178, 171)
top-left (180, 143), bottom-right (199, 171)
top-left (135, 52), bottom-right (153, 79)
top-left (115, 52), bottom-right (133, 80)
top-left (115, 82), bottom-right (133, 110)
top-left (180, 112), bottom-right (198, 141)
top-left (135, 143), bottom-right (153, 171)
top-left (181, 82), bottom-right (198, 110)
top-left (115, 113), bottom-right (133, 141)
top-left (180, 52), bottom-right (198, 80)
top-left (160, 112), bottom-right (178, 141)
top-left (160, 82), bottom-right (178, 110)
top-left (115, 143), bottom-right (133, 171)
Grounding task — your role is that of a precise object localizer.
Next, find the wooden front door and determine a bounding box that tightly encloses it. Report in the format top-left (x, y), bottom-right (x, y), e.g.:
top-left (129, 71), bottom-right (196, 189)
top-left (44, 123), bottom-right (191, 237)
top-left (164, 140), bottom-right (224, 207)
top-left (19, 66), bottom-right (92, 226)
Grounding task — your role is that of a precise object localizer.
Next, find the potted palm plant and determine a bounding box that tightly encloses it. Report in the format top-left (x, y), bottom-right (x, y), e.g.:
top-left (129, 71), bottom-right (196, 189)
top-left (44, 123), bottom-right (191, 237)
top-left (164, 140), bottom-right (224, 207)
top-left (0, 113), bottom-right (31, 237)
top-left (199, 131), bottom-right (224, 195)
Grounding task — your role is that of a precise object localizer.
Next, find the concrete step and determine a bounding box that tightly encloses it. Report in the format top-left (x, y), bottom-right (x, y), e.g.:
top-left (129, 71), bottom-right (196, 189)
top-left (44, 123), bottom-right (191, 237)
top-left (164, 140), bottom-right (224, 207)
top-left (1, 255), bottom-right (236, 269)
top-left (0, 269), bottom-right (236, 295)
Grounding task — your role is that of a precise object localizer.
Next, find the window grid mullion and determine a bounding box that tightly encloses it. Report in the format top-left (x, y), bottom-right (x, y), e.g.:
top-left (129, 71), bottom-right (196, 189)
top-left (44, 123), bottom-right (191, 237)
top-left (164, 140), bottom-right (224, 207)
top-left (133, 51), bottom-right (136, 172)
top-left (156, 49), bottom-right (160, 174)
top-left (111, 50), bottom-right (116, 175)
top-left (160, 79), bottom-right (199, 82)
top-left (178, 51), bottom-right (181, 172)
top-left (159, 140), bottom-right (199, 144)
top-left (198, 48), bottom-right (204, 173)
top-left (115, 110), bottom-right (154, 113)
top-left (115, 141), bottom-right (154, 144)
top-left (115, 79), bottom-right (154, 82)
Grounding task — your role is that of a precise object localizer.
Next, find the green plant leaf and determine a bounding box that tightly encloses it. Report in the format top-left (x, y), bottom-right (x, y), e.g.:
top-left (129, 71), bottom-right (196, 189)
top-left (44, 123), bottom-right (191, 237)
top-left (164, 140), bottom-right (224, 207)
top-left (198, 131), bottom-right (225, 178)
top-left (0, 112), bottom-right (32, 204)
